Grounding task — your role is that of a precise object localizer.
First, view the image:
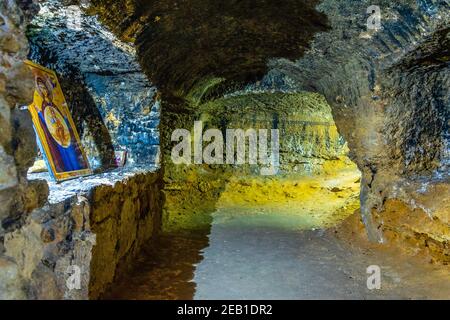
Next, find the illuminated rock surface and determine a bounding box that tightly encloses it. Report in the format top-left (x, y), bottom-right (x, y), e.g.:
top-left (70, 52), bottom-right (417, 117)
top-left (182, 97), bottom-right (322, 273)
top-left (105, 168), bottom-right (450, 299)
top-left (0, 0), bottom-right (449, 300)
top-left (89, 0), bottom-right (449, 254)
top-left (28, 0), bottom-right (160, 168)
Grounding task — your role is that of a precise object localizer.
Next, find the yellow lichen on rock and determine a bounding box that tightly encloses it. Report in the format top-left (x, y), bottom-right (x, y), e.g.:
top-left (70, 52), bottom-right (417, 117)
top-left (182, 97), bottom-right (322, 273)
top-left (217, 165), bottom-right (361, 230)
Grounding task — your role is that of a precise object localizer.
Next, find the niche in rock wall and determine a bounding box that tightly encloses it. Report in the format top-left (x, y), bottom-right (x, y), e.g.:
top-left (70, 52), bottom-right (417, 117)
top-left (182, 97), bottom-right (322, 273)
top-left (25, 0), bottom-right (161, 180)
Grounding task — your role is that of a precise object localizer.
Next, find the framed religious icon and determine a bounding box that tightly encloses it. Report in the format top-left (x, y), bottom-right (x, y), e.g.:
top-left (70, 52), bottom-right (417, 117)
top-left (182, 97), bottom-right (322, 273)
top-left (25, 60), bottom-right (92, 182)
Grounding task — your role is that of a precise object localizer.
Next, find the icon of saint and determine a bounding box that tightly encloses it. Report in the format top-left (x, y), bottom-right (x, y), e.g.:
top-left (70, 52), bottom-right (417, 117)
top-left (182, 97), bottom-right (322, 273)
top-left (34, 75), bottom-right (87, 172)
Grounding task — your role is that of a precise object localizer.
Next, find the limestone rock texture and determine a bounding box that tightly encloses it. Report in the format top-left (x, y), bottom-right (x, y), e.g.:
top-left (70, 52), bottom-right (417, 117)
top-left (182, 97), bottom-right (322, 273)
top-left (1, 0), bottom-right (449, 300)
top-left (3, 171), bottom-right (162, 299)
top-left (1, 0), bottom-right (35, 226)
top-left (0, 0), bottom-right (47, 299)
top-left (161, 92), bottom-right (357, 234)
top-left (0, 256), bottom-right (27, 299)
top-left (258, 0), bottom-right (449, 249)
top-left (1, 1), bottom-right (163, 300)
top-left (88, 0), bottom-right (330, 98)
top-left (88, 172), bottom-right (162, 299)
top-left (4, 196), bottom-right (96, 299)
top-left (197, 92), bottom-right (350, 174)
top-left (88, 0), bottom-right (449, 262)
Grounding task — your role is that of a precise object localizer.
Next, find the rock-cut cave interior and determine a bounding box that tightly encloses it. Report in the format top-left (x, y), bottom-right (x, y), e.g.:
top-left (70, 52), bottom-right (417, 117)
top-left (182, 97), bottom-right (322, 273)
top-left (0, 0), bottom-right (449, 300)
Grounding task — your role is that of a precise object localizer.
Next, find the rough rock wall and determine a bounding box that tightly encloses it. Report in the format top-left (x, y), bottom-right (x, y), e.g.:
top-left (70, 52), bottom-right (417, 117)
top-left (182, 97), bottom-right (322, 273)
top-left (87, 0), bottom-right (330, 98)
top-left (198, 92), bottom-right (349, 174)
top-left (1, 0), bottom-right (164, 299)
top-left (77, 0), bottom-right (448, 259)
top-left (3, 171), bottom-right (162, 299)
top-left (162, 91), bottom-right (356, 234)
top-left (4, 195), bottom-right (95, 299)
top-left (0, 0), bottom-right (48, 299)
top-left (251, 0), bottom-right (449, 247)
top-left (89, 172), bottom-right (162, 299)
top-left (27, 0), bottom-right (160, 169)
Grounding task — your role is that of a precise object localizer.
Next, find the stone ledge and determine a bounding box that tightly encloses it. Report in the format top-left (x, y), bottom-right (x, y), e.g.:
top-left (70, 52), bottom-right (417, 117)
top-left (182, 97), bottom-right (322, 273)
top-left (28, 166), bottom-right (159, 204)
top-left (3, 167), bottom-right (162, 299)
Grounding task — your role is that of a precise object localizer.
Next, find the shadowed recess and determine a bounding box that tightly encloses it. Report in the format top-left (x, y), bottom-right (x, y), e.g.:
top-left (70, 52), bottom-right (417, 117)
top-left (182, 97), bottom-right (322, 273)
top-left (88, 0), bottom-right (330, 98)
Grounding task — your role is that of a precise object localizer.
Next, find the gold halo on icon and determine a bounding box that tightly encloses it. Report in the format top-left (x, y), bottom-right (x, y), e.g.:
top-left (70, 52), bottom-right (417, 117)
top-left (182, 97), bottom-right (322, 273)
top-left (44, 106), bottom-right (71, 148)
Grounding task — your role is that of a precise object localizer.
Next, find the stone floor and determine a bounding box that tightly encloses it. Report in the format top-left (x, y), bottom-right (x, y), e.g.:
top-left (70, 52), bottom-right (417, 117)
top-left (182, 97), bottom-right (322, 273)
top-left (105, 170), bottom-right (450, 300)
top-left (104, 209), bottom-right (450, 300)
top-left (193, 210), bottom-right (450, 300)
